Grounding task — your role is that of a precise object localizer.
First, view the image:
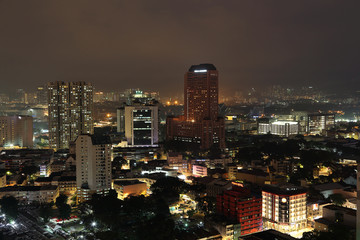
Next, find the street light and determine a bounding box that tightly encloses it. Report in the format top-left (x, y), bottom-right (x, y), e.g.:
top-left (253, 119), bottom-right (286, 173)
top-left (91, 221), bottom-right (97, 227)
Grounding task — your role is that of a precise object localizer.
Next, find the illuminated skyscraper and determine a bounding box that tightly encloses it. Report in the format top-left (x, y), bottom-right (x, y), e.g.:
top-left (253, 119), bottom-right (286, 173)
top-left (184, 64), bottom-right (219, 122)
top-left (167, 64), bottom-right (225, 149)
top-left (48, 81), bottom-right (93, 149)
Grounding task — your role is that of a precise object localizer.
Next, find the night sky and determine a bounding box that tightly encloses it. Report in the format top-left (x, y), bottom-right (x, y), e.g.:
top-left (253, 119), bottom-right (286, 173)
top-left (0, 0), bottom-right (359, 97)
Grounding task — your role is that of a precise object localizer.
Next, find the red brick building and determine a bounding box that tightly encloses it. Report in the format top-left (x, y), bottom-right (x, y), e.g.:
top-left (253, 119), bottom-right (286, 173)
top-left (166, 64), bottom-right (225, 149)
top-left (216, 183), bottom-right (262, 236)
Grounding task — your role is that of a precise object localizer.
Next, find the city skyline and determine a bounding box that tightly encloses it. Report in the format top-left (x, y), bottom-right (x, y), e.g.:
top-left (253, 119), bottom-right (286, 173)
top-left (0, 2), bottom-right (360, 239)
top-left (0, 1), bottom-right (359, 97)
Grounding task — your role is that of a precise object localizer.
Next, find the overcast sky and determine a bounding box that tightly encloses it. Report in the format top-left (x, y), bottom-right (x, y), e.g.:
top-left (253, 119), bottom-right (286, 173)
top-left (0, 0), bottom-right (359, 97)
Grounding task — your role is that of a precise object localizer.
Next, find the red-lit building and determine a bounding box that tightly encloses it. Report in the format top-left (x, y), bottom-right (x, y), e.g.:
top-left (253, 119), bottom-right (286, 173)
top-left (166, 64), bottom-right (225, 149)
top-left (216, 183), bottom-right (262, 236)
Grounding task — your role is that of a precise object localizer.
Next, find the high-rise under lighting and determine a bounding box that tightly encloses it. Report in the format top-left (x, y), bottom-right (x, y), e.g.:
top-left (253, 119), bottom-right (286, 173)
top-left (48, 81), bottom-right (94, 149)
top-left (167, 64), bottom-right (225, 149)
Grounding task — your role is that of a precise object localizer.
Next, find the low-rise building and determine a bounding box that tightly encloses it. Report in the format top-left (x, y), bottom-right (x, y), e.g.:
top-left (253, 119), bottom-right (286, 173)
top-left (0, 185), bottom-right (59, 203)
top-left (225, 163), bottom-right (237, 180)
top-left (0, 174), bottom-right (6, 188)
top-left (113, 180), bottom-right (147, 200)
top-left (193, 164), bottom-right (208, 177)
top-left (236, 169), bottom-right (286, 186)
top-left (205, 215), bottom-right (241, 240)
top-left (52, 176), bottom-right (77, 195)
top-left (306, 201), bottom-right (331, 227)
top-left (50, 161), bottom-right (67, 173)
top-left (315, 205), bottom-right (356, 233)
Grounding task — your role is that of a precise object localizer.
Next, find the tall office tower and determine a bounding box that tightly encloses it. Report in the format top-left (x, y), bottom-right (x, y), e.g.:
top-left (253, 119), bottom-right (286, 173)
top-left (262, 184), bottom-right (307, 234)
top-left (184, 64), bottom-right (218, 121)
top-left (124, 104), bottom-right (159, 147)
top-left (0, 116), bottom-right (33, 148)
top-left (76, 134), bottom-right (112, 202)
top-left (48, 81), bottom-right (93, 149)
top-left (167, 64), bottom-right (225, 149)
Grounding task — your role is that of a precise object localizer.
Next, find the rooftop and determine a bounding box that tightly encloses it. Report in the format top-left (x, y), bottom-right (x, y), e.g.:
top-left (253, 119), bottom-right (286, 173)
top-left (188, 63), bottom-right (217, 72)
top-left (262, 183), bottom-right (307, 195)
top-left (91, 134), bottom-right (111, 145)
top-left (113, 180), bottom-right (146, 186)
top-left (324, 204), bottom-right (356, 217)
top-left (0, 185), bottom-right (58, 192)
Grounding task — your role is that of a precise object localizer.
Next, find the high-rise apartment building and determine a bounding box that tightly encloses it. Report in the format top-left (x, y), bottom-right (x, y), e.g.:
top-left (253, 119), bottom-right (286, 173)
top-left (0, 116), bottom-right (33, 148)
top-left (48, 81), bottom-right (93, 149)
top-left (167, 64), bottom-right (225, 149)
top-left (262, 184), bottom-right (307, 233)
top-left (76, 134), bottom-right (112, 202)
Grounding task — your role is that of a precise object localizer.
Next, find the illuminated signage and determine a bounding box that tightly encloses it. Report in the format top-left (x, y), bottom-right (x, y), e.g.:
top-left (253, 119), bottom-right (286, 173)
top-left (194, 69), bottom-right (207, 73)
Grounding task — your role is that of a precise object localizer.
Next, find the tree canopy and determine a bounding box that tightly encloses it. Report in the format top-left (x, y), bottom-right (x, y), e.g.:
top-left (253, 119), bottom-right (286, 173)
top-left (0, 195), bottom-right (18, 221)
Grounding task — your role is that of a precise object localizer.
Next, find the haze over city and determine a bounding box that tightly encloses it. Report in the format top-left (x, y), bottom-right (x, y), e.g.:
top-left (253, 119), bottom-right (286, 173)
top-left (1, 0), bottom-right (359, 97)
top-left (1, 1), bottom-right (360, 240)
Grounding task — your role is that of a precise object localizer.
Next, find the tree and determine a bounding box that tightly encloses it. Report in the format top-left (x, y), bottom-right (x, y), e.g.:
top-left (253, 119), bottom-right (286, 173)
top-left (329, 193), bottom-right (346, 206)
top-left (137, 215), bottom-right (175, 240)
top-left (55, 194), bottom-right (71, 221)
top-left (0, 196), bottom-right (18, 221)
top-left (58, 204), bottom-right (71, 221)
top-left (22, 165), bottom-right (39, 176)
top-left (55, 194), bottom-right (68, 208)
top-left (39, 202), bottom-right (53, 223)
top-left (151, 177), bottom-right (188, 204)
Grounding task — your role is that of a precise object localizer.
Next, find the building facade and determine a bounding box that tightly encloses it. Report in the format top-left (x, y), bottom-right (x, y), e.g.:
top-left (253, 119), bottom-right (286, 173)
top-left (48, 81), bottom-right (93, 149)
top-left (216, 183), bottom-right (263, 236)
top-left (76, 134), bottom-right (111, 202)
top-left (307, 113), bottom-right (335, 135)
top-left (262, 184), bottom-right (307, 233)
top-left (112, 180), bottom-right (147, 200)
top-left (166, 64), bottom-right (225, 149)
top-left (0, 116), bottom-right (33, 148)
top-left (258, 120), bottom-right (299, 137)
top-left (124, 104), bottom-right (159, 147)
top-left (0, 185), bottom-right (59, 204)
